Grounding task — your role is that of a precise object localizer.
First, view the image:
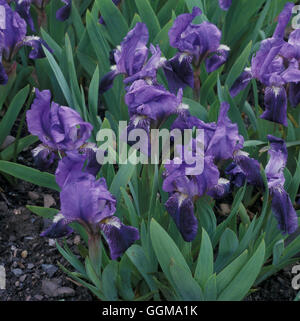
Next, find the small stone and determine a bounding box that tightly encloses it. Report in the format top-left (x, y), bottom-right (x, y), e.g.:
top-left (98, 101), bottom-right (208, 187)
top-left (43, 194), bottom-right (56, 208)
top-left (19, 275), bottom-right (27, 282)
top-left (28, 191), bottom-right (40, 201)
top-left (27, 263), bottom-right (34, 270)
top-left (42, 264), bottom-right (58, 278)
top-left (12, 268), bottom-right (23, 277)
top-left (219, 203), bottom-right (231, 215)
top-left (48, 239), bottom-right (56, 247)
top-left (0, 202), bottom-right (8, 213)
top-left (0, 135), bottom-right (15, 151)
top-left (0, 265), bottom-right (5, 290)
top-left (56, 287), bottom-right (75, 297)
top-left (21, 250), bottom-right (28, 259)
top-left (13, 208), bottom-right (22, 215)
top-left (73, 235), bottom-right (81, 245)
top-left (42, 280), bottom-right (59, 297)
top-left (15, 281), bottom-right (20, 287)
top-left (34, 294), bottom-right (43, 301)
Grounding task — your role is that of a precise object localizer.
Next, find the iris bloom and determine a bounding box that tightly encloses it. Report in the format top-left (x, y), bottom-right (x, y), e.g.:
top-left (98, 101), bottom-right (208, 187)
top-left (230, 2), bottom-right (300, 126)
top-left (26, 89), bottom-right (93, 168)
top-left (266, 135), bottom-right (298, 234)
top-left (41, 173), bottom-right (139, 260)
top-left (165, 7), bottom-right (230, 92)
top-left (99, 22), bottom-right (149, 93)
top-left (0, 0), bottom-right (51, 85)
top-left (162, 142), bottom-right (219, 242)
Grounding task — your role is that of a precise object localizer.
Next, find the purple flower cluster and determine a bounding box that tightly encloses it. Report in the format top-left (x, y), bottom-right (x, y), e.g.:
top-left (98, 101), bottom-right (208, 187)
top-left (0, 0), bottom-right (52, 85)
top-left (162, 102), bottom-right (258, 241)
top-left (26, 89), bottom-right (139, 260)
top-left (164, 101), bottom-right (298, 240)
top-left (231, 2), bottom-right (300, 126)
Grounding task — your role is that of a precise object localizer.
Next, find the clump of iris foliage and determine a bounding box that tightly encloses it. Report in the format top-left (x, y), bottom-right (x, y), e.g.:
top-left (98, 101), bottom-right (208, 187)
top-left (0, 0), bottom-right (300, 301)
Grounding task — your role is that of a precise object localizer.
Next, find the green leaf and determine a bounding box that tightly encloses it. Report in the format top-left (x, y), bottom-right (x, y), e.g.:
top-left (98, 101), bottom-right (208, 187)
top-left (135, 0), bottom-right (161, 42)
top-left (126, 245), bottom-right (158, 295)
top-left (272, 239), bottom-right (284, 265)
top-left (213, 184), bottom-right (246, 247)
top-left (170, 261), bottom-right (204, 300)
top-left (96, 0), bottom-right (128, 45)
top-left (109, 163), bottom-right (136, 202)
top-left (56, 241), bottom-right (87, 277)
top-left (26, 205), bottom-right (58, 219)
top-left (217, 240), bottom-right (265, 301)
top-left (121, 187), bottom-right (139, 228)
top-left (157, 0), bottom-right (178, 27)
top-left (117, 255), bottom-right (135, 300)
top-left (182, 98), bottom-right (208, 121)
top-left (194, 228), bottom-right (214, 289)
top-left (0, 161), bottom-right (59, 191)
top-left (150, 219), bottom-right (191, 288)
top-left (204, 274), bottom-right (217, 301)
top-left (43, 46), bottom-right (73, 107)
top-left (225, 41), bottom-right (252, 90)
top-left (214, 228), bottom-right (239, 273)
top-left (0, 135), bottom-right (38, 161)
top-left (216, 250), bottom-right (249, 294)
top-left (88, 66), bottom-right (101, 129)
top-left (102, 261), bottom-right (119, 301)
top-left (0, 86), bottom-right (29, 147)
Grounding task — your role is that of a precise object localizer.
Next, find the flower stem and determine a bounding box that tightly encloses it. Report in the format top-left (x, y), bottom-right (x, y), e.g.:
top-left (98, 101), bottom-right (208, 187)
top-left (88, 234), bottom-right (102, 278)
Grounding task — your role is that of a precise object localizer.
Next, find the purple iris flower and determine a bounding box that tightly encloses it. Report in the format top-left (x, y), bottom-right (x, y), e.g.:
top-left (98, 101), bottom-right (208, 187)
top-left (168, 6), bottom-right (230, 66)
top-left (265, 135), bottom-right (298, 234)
top-left (41, 174), bottom-right (139, 260)
top-left (0, 0), bottom-right (52, 85)
top-left (229, 68), bottom-right (252, 97)
top-left (125, 79), bottom-right (181, 129)
top-left (26, 89), bottom-right (93, 168)
top-left (171, 102), bottom-right (243, 163)
top-left (218, 0), bottom-right (232, 11)
top-left (205, 102), bottom-right (244, 162)
top-left (15, 0), bottom-right (72, 29)
top-left (207, 178), bottom-right (231, 199)
top-left (55, 148), bottom-right (101, 188)
top-left (162, 140), bottom-right (219, 242)
top-left (124, 44), bottom-right (166, 85)
top-left (230, 2), bottom-right (300, 126)
top-left (99, 22), bottom-right (149, 93)
top-left (165, 7), bottom-right (229, 93)
top-left (163, 53), bottom-right (194, 93)
top-left (226, 150), bottom-right (263, 188)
